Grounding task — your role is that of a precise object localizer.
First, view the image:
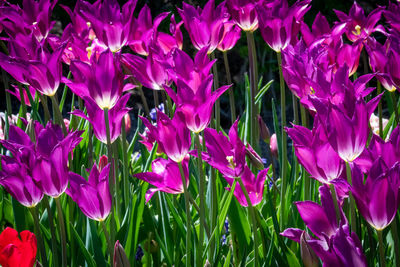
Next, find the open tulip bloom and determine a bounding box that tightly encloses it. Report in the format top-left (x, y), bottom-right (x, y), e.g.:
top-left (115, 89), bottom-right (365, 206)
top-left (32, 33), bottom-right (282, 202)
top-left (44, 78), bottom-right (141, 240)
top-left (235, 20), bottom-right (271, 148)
top-left (67, 163), bottom-right (112, 221)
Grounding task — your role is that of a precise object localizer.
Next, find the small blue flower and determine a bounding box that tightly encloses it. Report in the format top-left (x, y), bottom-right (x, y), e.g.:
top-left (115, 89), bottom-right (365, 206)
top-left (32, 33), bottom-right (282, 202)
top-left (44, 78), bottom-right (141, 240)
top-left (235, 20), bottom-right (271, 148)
top-left (135, 245), bottom-right (144, 261)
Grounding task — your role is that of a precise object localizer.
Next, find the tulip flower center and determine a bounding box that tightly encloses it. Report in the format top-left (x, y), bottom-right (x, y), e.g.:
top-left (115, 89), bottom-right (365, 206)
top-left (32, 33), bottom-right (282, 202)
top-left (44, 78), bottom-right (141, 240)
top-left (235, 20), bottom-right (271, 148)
top-left (226, 156), bottom-right (236, 169)
top-left (353, 25), bottom-right (361, 36)
top-left (310, 86), bottom-right (315, 95)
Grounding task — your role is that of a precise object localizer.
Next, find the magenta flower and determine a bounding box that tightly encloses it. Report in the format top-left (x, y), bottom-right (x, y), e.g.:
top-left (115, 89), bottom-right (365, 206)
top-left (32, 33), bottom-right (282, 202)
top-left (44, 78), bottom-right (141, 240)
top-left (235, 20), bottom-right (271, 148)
top-left (167, 47), bottom-right (215, 92)
top-left (26, 44), bottom-right (66, 97)
top-left (384, 2), bottom-right (400, 35)
top-left (134, 157), bottom-right (189, 203)
top-left (351, 161), bottom-right (400, 230)
top-left (203, 119), bottom-right (247, 178)
top-left (286, 122), bottom-right (345, 185)
top-left (0, 0), bottom-right (56, 41)
top-left (334, 2), bottom-right (385, 43)
top-left (226, 0), bottom-right (259, 32)
top-left (67, 163), bottom-right (111, 221)
top-left (128, 4), bottom-right (169, 56)
top-left (72, 94), bottom-right (131, 144)
top-left (282, 185), bottom-right (367, 267)
top-left (121, 46), bottom-right (172, 91)
top-left (365, 37), bottom-right (396, 92)
top-left (178, 0), bottom-right (228, 53)
top-left (64, 49), bottom-right (133, 110)
top-left (217, 22), bottom-right (241, 52)
top-left (225, 166), bottom-right (269, 207)
top-left (256, 0), bottom-right (311, 52)
top-left (387, 36), bottom-right (400, 91)
top-left (0, 125), bottom-right (43, 207)
top-left (140, 111), bottom-right (191, 163)
top-left (78, 0), bottom-right (137, 52)
top-left (164, 48), bottom-right (230, 133)
top-left (312, 93), bottom-right (381, 162)
top-left (32, 122), bottom-right (83, 198)
top-left (355, 126), bottom-right (400, 173)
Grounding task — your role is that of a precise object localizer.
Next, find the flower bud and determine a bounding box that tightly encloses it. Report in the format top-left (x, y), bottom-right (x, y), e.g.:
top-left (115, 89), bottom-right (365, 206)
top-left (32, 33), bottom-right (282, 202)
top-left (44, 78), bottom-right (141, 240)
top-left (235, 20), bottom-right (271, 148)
top-left (98, 155), bottom-right (108, 171)
top-left (300, 231), bottom-right (319, 267)
top-left (270, 134), bottom-right (278, 158)
top-left (124, 114), bottom-right (131, 134)
top-left (245, 145), bottom-right (264, 170)
top-left (258, 115), bottom-right (270, 143)
top-left (113, 241), bottom-right (130, 267)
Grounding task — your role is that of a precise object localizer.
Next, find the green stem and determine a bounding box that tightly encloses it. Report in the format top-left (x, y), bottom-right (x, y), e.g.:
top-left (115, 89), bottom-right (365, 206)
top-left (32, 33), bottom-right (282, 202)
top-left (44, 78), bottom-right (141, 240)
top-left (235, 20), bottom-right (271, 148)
top-left (88, 125), bottom-right (93, 167)
top-left (391, 91), bottom-right (399, 125)
top-left (178, 161), bottom-right (191, 267)
top-left (59, 72), bottom-right (71, 113)
top-left (194, 132), bottom-right (205, 266)
top-left (292, 96), bottom-right (299, 125)
top-left (329, 184), bottom-right (341, 225)
top-left (2, 69), bottom-right (12, 115)
top-left (121, 119), bottom-right (129, 210)
top-left (55, 198), bottom-right (67, 267)
top-left (377, 230), bottom-right (386, 267)
top-left (101, 221), bottom-right (114, 265)
top-left (246, 31), bottom-right (259, 148)
top-left (237, 177), bottom-right (259, 267)
top-left (113, 141), bottom-right (121, 223)
top-left (50, 95), bottom-right (67, 135)
top-left (390, 218), bottom-right (400, 266)
top-left (377, 82), bottom-right (383, 138)
top-left (211, 52), bottom-right (221, 131)
top-left (277, 52), bottom-right (288, 229)
top-left (104, 108), bottom-right (116, 247)
top-left (137, 84), bottom-right (150, 117)
top-left (43, 197), bottom-right (59, 267)
top-left (223, 51), bottom-right (236, 124)
top-left (153, 90), bottom-right (159, 109)
top-left (39, 93), bottom-right (51, 123)
top-left (30, 206), bottom-right (49, 267)
top-left (17, 83), bottom-right (27, 119)
top-left (345, 162), bottom-right (357, 232)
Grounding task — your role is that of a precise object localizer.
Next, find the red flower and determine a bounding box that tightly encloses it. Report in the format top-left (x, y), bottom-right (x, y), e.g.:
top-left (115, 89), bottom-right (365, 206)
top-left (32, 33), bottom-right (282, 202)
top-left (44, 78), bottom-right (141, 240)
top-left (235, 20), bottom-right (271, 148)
top-left (0, 227), bottom-right (37, 267)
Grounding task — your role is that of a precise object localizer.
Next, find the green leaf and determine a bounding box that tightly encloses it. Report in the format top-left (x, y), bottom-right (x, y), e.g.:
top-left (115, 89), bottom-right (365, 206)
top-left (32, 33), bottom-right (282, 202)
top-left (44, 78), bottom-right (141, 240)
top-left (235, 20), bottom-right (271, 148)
top-left (70, 222), bottom-right (97, 267)
top-left (255, 80), bottom-right (274, 105)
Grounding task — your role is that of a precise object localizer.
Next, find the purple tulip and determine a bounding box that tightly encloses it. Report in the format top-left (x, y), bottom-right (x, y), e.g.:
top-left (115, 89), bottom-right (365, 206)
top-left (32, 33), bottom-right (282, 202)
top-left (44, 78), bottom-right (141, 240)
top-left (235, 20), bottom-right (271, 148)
top-left (300, 12), bottom-right (346, 47)
top-left (0, 125), bottom-right (43, 207)
top-left (167, 47), bottom-right (215, 93)
top-left (128, 4), bottom-right (169, 56)
top-left (311, 91), bottom-right (381, 162)
top-left (256, 0), bottom-right (311, 52)
top-left (122, 46), bottom-right (172, 91)
top-left (365, 37), bottom-right (396, 92)
top-left (164, 48), bottom-right (230, 133)
top-left (217, 22), bottom-right (241, 52)
top-left (334, 2), bottom-right (385, 43)
top-left (0, 0), bottom-right (56, 41)
top-left (351, 161), bottom-right (400, 230)
top-left (134, 157), bottom-right (189, 203)
top-left (226, 0), bottom-right (259, 32)
top-left (224, 166), bottom-right (269, 207)
top-left (384, 2), bottom-right (400, 35)
top-left (67, 163), bottom-right (111, 221)
top-left (203, 119), bottom-right (247, 178)
top-left (387, 36), bottom-right (400, 90)
top-left (78, 0), bottom-right (137, 52)
top-left (286, 122), bottom-right (345, 185)
top-left (281, 185), bottom-right (367, 267)
top-left (72, 94), bottom-right (131, 144)
top-left (178, 0), bottom-right (229, 53)
top-left (140, 111), bottom-right (191, 163)
top-left (32, 122), bottom-right (83, 198)
top-left (64, 49), bottom-right (134, 110)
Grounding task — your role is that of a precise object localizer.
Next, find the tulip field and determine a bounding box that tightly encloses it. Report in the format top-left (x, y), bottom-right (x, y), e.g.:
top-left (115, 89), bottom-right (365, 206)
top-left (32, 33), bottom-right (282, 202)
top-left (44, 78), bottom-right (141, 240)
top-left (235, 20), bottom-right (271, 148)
top-left (1, 0), bottom-right (400, 266)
